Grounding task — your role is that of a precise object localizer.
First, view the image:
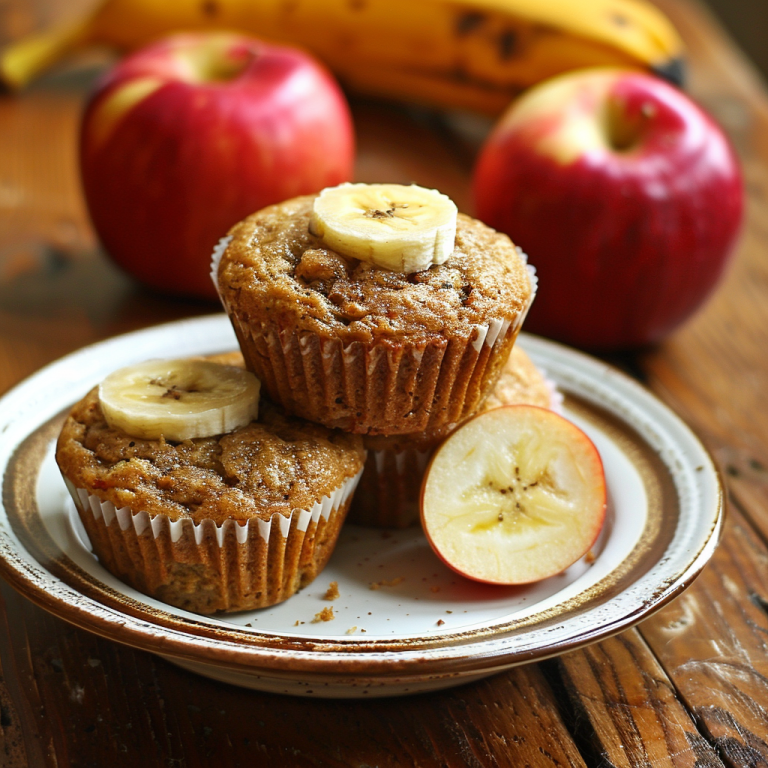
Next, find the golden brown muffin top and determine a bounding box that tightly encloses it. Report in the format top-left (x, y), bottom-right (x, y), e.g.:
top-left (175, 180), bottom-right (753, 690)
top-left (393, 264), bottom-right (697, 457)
top-left (56, 387), bottom-right (365, 525)
top-left (216, 195), bottom-right (532, 344)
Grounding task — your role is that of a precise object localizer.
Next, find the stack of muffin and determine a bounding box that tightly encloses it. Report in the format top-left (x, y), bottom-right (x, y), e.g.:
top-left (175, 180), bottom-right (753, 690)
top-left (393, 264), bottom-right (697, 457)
top-left (57, 184), bottom-right (557, 615)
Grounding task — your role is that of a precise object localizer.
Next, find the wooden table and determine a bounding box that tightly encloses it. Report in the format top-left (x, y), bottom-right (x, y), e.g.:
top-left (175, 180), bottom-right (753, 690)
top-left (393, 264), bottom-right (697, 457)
top-left (2, 0), bottom-right (768, 764)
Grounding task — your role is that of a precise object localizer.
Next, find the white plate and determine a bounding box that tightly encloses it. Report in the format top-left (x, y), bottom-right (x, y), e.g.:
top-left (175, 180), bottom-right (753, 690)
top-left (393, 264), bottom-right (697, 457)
top-left (0, 314), bottom-right (723, 697)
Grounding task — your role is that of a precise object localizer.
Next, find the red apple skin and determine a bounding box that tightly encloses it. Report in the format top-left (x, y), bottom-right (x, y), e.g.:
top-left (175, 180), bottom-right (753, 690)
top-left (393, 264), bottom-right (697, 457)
top-left (80, 34), bottom-right (354, 300)
top-left (473, 68), bottom-right (743, 350)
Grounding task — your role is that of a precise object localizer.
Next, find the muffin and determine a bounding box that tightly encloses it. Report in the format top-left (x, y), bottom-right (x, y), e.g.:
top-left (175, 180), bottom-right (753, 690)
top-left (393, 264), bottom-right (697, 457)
top-left (349, 346), bottom-right (561, 528)
top-left (56, 357), bottom-right (365, 614)
top-left (213, 184), bottom-right (536, 436)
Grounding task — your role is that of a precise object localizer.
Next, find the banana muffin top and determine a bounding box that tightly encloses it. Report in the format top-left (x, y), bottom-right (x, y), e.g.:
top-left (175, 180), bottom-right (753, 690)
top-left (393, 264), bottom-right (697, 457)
top-left (56, 386), bottom-right (365, 525)
top-left (215, 195), bottom-right (533, 345)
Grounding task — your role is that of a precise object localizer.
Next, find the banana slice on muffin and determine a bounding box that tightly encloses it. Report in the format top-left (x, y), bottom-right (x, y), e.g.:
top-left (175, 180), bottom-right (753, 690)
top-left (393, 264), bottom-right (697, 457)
top-left (99, 359), bottom-right (260, 442)
top-left (309, 182), bottom-right (458, 272)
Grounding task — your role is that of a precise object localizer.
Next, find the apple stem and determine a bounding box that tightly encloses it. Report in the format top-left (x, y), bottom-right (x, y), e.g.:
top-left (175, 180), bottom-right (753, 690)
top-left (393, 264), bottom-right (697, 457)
top-left (0, 17), bottom-right (94, 91)
top-left (604, 98), bottom-right (643, 152)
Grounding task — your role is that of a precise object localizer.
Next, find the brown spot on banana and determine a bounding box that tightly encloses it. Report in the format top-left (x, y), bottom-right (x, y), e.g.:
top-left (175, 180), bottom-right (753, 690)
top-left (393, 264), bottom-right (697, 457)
top-left (456, 11), bottom-right (485, 36)
top-left (498, 29), bottom-right (517, 60)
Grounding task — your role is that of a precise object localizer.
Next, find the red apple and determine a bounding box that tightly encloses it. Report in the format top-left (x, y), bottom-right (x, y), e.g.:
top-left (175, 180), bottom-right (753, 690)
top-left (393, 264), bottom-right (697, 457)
top-left (473, 68), bottom-right (743, 350)
top-left (420, 405), bottom-right (606, 585)
top-left (80, 33), bottom-right (355, 300)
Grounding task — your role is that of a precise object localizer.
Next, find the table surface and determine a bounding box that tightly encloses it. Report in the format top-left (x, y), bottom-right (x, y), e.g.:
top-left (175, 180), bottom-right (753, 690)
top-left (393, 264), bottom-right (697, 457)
top-left (2, 0), bottom-right (768, 765)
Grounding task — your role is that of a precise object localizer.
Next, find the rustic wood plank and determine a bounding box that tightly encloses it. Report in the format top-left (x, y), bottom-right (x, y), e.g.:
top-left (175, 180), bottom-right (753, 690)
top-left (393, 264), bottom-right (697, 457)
top-left (715, 444), bottom-right (768, 547)
top-left (553, 631), bottom-right (725, 768)
top-left (1, 0), bottom-right (768, 765)
top-left (640, 506), bottom-right (768, 766)
top-left (0, 651), bottom-right (29, 767)
top-left (0, 588), bottom-right (50, 767)
top-left (0, 581), bottom-right (587, 767)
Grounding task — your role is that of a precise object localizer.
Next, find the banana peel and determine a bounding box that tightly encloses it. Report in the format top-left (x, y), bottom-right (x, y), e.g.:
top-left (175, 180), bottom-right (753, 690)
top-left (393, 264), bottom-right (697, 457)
top-left (0, 0), bottom-right (684, 114)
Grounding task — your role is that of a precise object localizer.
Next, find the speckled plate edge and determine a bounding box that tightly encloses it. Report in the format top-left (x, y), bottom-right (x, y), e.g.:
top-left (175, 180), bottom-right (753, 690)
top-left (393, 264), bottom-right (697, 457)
top-left (0, 314), bottom-right (724, 695)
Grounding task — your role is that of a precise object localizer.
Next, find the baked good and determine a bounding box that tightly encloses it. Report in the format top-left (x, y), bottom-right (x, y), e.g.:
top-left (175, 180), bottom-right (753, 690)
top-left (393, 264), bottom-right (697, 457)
top-left (349, 346), bottom-right (561, 528)
top-left (213, 184), bottom-right (535, 436)
top-left (55, 357), bottom-right (365, 614)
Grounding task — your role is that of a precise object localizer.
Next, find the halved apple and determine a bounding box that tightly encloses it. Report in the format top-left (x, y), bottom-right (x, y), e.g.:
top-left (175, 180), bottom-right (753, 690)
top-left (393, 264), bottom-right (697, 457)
top-left (420, 405), bottom-right (606, 585)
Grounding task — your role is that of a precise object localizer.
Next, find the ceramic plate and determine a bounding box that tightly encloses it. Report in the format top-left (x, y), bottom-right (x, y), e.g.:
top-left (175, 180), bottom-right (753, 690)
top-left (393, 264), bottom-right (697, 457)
top-left (0, 314), bottom-right (723, 698)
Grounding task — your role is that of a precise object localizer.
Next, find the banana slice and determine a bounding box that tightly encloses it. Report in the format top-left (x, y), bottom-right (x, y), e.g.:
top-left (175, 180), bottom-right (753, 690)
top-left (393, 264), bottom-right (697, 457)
top-left (421, 405), bottom-right (606, 585)
top-left (309, 183), bottom-right (458, 273)
top-left (99, 359), bottom-right (261, 441)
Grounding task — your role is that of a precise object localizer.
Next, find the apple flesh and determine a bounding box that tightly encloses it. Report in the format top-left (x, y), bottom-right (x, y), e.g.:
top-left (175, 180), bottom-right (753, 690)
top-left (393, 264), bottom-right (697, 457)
top-left (420, 405), bottom-right (606, 585)
top-left (473, 68), bottom-right (743, 350)
top-left (80, 33), bottom-right (355, 300)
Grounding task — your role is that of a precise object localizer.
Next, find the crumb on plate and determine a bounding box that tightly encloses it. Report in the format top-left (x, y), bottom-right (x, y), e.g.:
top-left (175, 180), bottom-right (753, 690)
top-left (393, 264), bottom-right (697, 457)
top-left (369, 577), bottom-right (404, 590)
top-left (312, 607), bottom-right (335, 623)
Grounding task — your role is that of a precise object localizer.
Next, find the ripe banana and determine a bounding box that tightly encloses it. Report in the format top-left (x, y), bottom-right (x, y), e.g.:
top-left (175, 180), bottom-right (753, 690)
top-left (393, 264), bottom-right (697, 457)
top-left (2, 0), bottom-right (684, 114)
top-left (99, 359), bottom-right (261, 441)
top-left (421, 404), bottom-right (606, 584)
top-left (310, 183), bottom-right (458, 272)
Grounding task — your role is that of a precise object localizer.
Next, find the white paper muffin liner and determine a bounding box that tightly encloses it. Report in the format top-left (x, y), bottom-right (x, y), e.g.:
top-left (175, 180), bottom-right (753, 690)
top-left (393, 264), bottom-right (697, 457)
top-left (212, 241), bottom-right (535, 435)
top-left (209, 235), bottom-right (232, 299)
top-left (62, 468), bottom-right (362, 613)
top-left (350, 445), bottom-right (432, 529)
top-left (542, 370), bottom-right (564, 414)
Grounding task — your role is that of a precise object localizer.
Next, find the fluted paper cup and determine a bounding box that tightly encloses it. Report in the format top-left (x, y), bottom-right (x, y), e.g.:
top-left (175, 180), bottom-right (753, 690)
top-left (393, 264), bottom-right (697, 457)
top-left (213, 236), bottom-right (538, 436)
top-left (62, 469), bottom-right (362, 614)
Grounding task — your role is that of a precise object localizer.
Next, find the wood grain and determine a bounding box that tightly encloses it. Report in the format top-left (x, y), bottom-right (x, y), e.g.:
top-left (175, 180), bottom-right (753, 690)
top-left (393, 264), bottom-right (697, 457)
top-left (639, 508), bottom-right (768, 765)
top-left (553, 632), bottom-right (725, 768)
top-left (0, 582), bottom-right (590, 768)
top-left (2, 0), bottom-right (768, 764)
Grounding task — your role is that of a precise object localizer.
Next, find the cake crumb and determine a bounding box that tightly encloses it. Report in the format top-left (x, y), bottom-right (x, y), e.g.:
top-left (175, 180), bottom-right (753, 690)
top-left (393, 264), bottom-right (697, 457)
top-left (436, 619), bottom-right (445, 626)
top-left (312, 607), bottom-right (335, 623)
top-left (294, 620), bottom-right (306, 626)
top-left (585, 550), bottom-right (596, 564)
top-left (369, 577), bottom-right (404, 590)
top-left (346, 626), bottom-right (357, 635)
top-left (324, 581), bottom-right (340, 601)
top-left (430, 585), bottom-right (440, 593)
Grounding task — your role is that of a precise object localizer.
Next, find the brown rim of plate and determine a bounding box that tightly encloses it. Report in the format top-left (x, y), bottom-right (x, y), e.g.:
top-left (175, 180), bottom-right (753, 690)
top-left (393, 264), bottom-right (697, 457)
top-left (0, 396), bottom-right (723, 680)
top-left (0, 318), bottom-right (725, 680)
